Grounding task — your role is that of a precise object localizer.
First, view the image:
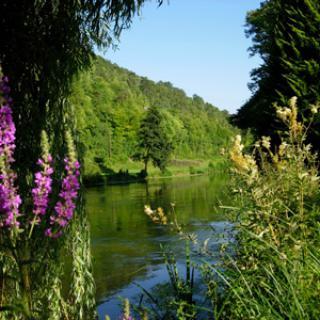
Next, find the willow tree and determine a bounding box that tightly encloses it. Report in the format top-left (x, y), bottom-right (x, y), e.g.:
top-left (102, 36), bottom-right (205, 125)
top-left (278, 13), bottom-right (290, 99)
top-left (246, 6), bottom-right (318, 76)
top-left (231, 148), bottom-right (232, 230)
top-left (0, 1), bottom-right (163, 319)
top-left (0, 0), bottom-right (163, 186)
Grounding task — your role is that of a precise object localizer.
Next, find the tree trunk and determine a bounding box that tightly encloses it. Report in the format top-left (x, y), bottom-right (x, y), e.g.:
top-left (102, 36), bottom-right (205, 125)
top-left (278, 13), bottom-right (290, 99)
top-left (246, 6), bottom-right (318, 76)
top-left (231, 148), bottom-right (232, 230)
top-left (144, 159), bottom-right (148, 176)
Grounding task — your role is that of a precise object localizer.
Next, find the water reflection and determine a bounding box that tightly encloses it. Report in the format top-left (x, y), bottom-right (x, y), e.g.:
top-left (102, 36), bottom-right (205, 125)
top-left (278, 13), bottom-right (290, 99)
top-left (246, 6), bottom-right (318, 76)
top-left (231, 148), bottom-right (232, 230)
top-left (86, 175), bottom-right (232, 319)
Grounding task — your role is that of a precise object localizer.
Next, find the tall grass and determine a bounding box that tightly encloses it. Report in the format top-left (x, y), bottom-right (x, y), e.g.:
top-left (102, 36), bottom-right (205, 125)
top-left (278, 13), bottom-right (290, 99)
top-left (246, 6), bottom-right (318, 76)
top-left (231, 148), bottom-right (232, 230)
top-left (211, 97), bottom-right (320, 319)
top-left (132, 97), bottom-right (320, 319)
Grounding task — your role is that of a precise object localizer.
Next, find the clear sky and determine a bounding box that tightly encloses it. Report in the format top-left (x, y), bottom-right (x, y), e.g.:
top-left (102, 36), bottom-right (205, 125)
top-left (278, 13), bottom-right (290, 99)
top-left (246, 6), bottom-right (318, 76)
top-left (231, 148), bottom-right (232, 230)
top-left (101, 0), bottom-right (263, 114)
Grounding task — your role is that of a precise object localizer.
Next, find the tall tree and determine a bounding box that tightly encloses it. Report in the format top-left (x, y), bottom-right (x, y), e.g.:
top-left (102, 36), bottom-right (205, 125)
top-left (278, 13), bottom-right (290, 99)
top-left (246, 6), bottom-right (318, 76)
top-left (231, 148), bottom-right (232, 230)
top-left (234, 0), bottom-right (320, 147)
top-left (134, 106), bottom-right (173, 175)
top-left (0, 1), bottom-right (162, 318)
top-left (0, 0), bottom-right (163, 189)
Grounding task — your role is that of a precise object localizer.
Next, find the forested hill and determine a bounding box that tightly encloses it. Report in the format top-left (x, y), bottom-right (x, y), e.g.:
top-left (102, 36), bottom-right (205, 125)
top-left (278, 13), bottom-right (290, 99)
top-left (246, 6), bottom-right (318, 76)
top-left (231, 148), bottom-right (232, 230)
top-left (70, 56), bottom-right (236, 177)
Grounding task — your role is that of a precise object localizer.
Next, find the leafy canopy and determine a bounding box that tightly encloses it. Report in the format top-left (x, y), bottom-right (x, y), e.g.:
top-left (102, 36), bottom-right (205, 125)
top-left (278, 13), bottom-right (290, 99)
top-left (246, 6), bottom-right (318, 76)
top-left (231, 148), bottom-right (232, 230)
top-left (134, 106), bottom-right (173, 174)
top-left (69, 57), bottom-right (236, 177)
top-left (0, 0), bottom-right (162, 187)
top-left (234, 0), bottom-right (320, 149)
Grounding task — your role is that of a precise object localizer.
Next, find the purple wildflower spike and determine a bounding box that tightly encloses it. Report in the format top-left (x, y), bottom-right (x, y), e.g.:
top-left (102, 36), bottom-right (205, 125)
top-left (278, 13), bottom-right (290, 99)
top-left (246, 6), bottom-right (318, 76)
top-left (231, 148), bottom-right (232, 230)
top-left (0, 76), bottom-right (21, 228)
top-left (32, 154), bottom-right (53, 222)
top-left (45, 158), bottom-right (80, 237)
top-left (0, 172), bottom-right (21, 227)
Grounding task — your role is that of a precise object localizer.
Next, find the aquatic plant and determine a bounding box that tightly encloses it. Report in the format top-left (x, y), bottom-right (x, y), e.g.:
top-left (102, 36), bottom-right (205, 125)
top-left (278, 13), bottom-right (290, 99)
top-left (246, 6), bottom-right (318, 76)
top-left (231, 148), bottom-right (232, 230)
top-left (142, 204), bottom-right (208, 319)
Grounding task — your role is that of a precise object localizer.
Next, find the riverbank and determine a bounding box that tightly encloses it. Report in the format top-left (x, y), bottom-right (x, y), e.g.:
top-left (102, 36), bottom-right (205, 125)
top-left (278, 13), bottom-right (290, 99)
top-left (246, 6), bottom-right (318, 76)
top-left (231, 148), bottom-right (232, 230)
top-left (83, 157), bottom-right (228, 186)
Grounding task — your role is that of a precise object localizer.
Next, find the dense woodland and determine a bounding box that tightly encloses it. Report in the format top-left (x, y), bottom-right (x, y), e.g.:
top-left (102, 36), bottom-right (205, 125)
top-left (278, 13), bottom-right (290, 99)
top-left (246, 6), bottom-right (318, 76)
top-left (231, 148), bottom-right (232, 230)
top-left (70, 56), bottom-right (236, 177)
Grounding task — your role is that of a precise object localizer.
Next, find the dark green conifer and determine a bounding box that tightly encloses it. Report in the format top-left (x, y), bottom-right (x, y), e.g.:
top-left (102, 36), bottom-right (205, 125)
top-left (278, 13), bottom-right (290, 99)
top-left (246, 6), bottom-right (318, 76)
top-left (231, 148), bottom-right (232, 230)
top-left (134, 106), bottom-right (173, 175)
top-left (235, 0), bottom-right (320, 148)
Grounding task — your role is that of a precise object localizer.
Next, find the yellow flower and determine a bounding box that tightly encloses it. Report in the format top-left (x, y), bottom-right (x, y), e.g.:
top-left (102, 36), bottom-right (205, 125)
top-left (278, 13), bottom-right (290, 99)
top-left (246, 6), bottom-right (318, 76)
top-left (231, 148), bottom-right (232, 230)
top-left (144, 205), bottom-right (168, 225)
top-left (276, 107), bottom-right (291, 122)
top-left (289, 96), bottom-right (298, 109)
top-left (254, 141), bottom-right (260, 148)
top-left (278, 142), bottom-right (288, 157)
top-left (144, 205), bottom-right (153, 216)
top-left (230, 135), bottom-right (258, 183)
top-left (311, 104), bottom-right (318, 114)
top-left (261, 136), bottom-right (271, 149)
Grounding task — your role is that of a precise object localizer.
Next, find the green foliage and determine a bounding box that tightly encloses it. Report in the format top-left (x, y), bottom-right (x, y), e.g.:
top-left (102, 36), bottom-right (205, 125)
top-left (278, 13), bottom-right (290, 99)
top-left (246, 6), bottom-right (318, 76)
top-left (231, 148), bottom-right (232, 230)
top-left (234, 0), bottom-right (320, 150)
top-left (133, 106), bottom-right (173, 174)
top-left (131, 243), bottom-right (197, 320)
top-left (70, 56), bottom-right (236, 178)
top-left (207, 159), bottom-right (229, 175)
top-left (139, 99), bottom-right (320, 319)
top-left (68, 213), bottom-right (97, 320)
top-left (189, 166), bottom-right (196, 175)
top-left (0, 1), bottom-right (162, 318)
top-left (149, 242), bottom-right (197, 320)
top-left (216, 99), bottom-right (320, 319)
top-left (160, 168), bottom-right (173, 177)
top-left (0, 0), bottom-right (163, 188)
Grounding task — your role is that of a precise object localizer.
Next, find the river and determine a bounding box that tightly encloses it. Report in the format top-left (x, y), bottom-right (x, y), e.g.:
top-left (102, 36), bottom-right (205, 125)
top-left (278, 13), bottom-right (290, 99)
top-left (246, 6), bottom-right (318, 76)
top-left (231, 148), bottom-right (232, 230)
top-left (86, 174), bottom-right (233, 319)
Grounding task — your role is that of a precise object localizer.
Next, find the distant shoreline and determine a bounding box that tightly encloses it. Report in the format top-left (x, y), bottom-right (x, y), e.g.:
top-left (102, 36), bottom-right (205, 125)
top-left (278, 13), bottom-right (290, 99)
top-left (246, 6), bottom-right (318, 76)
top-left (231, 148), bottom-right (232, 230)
top-left (82, 157), bottom-right (228, 187)
top-left (83, 172), bottom-right (207, 187)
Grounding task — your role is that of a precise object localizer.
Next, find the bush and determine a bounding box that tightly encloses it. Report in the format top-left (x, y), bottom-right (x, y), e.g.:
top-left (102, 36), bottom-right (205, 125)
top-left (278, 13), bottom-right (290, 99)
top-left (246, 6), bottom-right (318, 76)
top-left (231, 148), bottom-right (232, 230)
top-left (160, 168), bottom-right (173, 177)
top-left (213, 97), bottom-right (320, 319)
top-left (189, 166), bottom-right (196, 175)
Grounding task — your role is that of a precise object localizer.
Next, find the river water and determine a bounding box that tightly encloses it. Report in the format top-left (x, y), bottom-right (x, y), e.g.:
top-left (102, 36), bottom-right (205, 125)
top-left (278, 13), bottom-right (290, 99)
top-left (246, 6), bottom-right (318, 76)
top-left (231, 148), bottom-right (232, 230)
top-left (86, 174), bottom-right (233, 319)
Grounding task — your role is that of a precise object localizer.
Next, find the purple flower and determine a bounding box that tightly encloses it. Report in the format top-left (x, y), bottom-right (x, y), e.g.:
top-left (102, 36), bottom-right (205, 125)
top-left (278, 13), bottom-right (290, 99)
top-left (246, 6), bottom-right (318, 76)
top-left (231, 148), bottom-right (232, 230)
top-left (46, 158), bottom-right (80, 237)
top-left (0, 75), bottom-right (80, 235)
top-left (0, 172), bottom-right (21, 227)
top-left (32, 154), bottom-right (54, 221)
top-left (0, 76), bottom-right (21, 228)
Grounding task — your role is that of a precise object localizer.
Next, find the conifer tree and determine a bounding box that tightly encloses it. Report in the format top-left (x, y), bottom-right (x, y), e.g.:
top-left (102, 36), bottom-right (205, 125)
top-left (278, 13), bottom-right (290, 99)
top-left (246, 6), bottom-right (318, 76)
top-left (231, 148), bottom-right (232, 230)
top-left (134, 106), bottom-right (173, 175)
top-left (235, 0), bottom-right (320, 148)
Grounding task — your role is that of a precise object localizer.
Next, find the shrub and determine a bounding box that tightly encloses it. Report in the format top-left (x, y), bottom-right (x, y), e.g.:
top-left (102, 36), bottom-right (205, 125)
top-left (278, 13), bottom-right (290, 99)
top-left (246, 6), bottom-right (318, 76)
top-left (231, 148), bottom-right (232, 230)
top-left (189, 166), bottom-right (196, 175)
top-left (212, 97), bottom-right (320, 319)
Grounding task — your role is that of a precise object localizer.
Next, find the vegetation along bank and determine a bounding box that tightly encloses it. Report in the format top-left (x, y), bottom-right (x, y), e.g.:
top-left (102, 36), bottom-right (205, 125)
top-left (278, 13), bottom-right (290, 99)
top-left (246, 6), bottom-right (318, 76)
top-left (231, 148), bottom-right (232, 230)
top-left (69, 56), bottom-right (237, 184)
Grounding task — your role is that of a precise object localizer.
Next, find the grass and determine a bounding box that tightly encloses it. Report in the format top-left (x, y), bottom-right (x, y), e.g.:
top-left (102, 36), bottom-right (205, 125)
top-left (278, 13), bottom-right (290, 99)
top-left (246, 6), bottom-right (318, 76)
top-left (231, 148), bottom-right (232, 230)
top-left (83, 157), bottom-right (229, 186)
top-left (111, 159), bottom-right (210, 177)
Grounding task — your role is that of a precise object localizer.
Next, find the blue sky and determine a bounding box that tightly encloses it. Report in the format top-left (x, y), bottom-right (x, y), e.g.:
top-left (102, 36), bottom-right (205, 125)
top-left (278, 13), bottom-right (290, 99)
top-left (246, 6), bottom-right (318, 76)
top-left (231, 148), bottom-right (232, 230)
top-left (101, 0), bottom-right (262, 113)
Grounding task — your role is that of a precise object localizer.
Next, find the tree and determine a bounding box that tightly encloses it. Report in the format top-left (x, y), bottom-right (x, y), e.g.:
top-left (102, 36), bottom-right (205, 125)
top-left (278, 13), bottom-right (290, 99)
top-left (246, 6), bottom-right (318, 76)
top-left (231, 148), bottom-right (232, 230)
top-left (0, 0), bottom-right (163, 190)
top-left (134, 106), bottom-right (173, 175)
top-left (234, 0), bottom-right (320, 148)
top-left (0, 1), bottom-right (163, 318)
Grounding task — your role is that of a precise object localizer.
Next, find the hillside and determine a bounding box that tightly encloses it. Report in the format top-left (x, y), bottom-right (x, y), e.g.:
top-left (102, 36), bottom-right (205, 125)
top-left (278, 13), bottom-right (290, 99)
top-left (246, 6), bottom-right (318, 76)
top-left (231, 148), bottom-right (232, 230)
top-left (69, 56), bottom-right (236, 178)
